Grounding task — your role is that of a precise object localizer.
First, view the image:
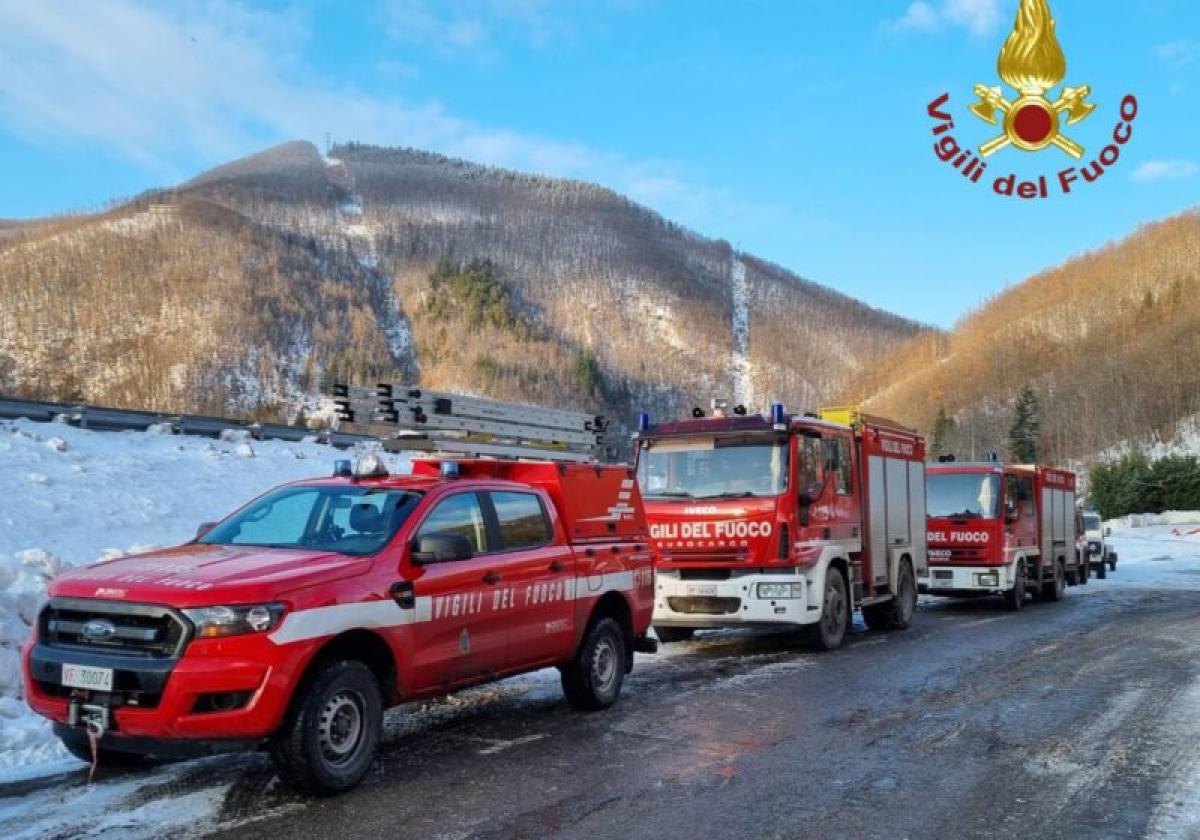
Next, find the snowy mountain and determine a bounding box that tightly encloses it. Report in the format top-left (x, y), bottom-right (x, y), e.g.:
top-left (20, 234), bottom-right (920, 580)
top-left (0, 141), bottom-right (930, 429)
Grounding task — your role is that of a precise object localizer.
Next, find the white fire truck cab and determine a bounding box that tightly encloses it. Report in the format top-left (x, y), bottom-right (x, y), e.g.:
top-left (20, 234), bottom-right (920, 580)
top-left (635, 403), bottom-right (927, 650)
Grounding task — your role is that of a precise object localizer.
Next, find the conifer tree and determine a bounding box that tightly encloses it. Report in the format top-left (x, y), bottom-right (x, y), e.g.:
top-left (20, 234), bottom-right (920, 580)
top-left (1006, 384), bottom-right (1041, 463)
top-left (930, 406), bottom-right (958, 459)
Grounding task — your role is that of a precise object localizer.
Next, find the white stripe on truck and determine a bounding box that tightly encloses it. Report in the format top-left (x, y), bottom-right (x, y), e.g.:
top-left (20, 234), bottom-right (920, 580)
top-left (268, 572), bottom-right (637, 645)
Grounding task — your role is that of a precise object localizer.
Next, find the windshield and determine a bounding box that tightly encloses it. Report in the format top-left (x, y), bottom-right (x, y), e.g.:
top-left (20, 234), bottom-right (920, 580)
top-left (927, 473), bottom-right (1000, 519)
top-left (637, 436), bottom-right (788, 499)
top-left (1083, 514), bottom-right (1101, 531)
top-left (199, 485), bottom-right (423, 556)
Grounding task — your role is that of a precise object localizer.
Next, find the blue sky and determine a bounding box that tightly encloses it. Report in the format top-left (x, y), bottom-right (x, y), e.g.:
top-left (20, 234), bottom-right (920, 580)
top-left (0, 0), bottom-right (1196, 328)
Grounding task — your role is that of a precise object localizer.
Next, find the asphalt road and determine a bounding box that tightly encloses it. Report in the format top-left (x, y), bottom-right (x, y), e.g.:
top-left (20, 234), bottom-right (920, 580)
top-left (8, 584), bottom-right (1200, 839)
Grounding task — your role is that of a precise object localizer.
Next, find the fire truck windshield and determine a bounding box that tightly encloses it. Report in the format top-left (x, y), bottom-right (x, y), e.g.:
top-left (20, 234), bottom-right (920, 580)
top-left (926, 473), bottom-right (1001, 519)
top-left (636, 437), bottom-right (788, 500)
top-left (199, 485), bottom-right (424, 556)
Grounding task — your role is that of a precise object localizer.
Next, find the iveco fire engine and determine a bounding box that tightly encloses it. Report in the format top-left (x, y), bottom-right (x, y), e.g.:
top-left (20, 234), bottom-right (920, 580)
top-left (23, 386), bottom-right (655, 795)
top-left (635, 402), bottom-right (927, 650)
top-left (923, 461), bottom-right (1082, 609)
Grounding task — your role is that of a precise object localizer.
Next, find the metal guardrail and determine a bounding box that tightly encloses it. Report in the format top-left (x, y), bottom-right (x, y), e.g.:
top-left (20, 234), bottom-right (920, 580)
top-left (0, 396), bottom-right (375, 448)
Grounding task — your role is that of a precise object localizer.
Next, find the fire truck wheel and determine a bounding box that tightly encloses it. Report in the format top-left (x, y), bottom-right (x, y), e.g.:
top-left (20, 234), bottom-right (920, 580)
top-left (57, 729), bottom-right (147, 768)
top-left (561, 617), bottom-right (626, 711)
top-left (1004, 563), bottom-right (1026, 611)
top-left (270, 659), bottom-right (383, 795)
top-left (810, 568), bottom-right (849, 650)
top-left (653, 626), bottom-right (695, 644)
top-left (1042, 559), bottom-right (1066, 602)
top-left (862, 559), bottom-right (916, 631)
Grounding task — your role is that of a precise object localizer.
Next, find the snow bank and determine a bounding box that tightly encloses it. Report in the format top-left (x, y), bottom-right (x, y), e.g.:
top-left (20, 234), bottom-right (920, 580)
top-left (1106, 510), bottom-right (1200, 530)
top-left (0, 418), bottom-right (406, 777)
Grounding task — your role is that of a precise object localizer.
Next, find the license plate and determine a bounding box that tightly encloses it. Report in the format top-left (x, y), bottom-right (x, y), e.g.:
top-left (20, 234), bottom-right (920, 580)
top-left (686, 584), bottom-right (718, 596)
top-left (933, 577), bottom-right (954, 588)
top-left (62, 664), bottom-right (114, 692)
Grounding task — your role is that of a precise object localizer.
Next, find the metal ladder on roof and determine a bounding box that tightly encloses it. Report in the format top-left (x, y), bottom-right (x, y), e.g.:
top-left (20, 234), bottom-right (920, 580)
top-left (333, 382), bottom-right (610, 462)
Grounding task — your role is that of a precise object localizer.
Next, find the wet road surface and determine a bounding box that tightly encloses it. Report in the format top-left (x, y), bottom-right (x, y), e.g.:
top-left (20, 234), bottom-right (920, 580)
top-left (6, 584), bottom-right (1200, 839)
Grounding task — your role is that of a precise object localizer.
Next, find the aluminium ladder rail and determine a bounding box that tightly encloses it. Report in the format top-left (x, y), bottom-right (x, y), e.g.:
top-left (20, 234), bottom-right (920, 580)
top-left (332, 383), bottom-right (608, 462)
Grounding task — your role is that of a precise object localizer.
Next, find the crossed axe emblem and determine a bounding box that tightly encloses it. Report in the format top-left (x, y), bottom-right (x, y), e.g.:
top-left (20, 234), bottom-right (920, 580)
top-left (969, 83), bottom-right (1095, 159)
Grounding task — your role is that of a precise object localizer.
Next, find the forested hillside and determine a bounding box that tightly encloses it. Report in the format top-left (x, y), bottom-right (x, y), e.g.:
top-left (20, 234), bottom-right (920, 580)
top-left (852, 210), bottom-right (1200, 462)
top-left (0, 141), bottom-right (928, 431)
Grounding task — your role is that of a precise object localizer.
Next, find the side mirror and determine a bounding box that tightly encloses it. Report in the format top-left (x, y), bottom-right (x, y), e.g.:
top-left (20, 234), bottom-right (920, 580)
top-left (412, 533), bottom-right (474, 564)
top-left (1104, 527), bottom-right (1112, 537)
top-left (195, 521), bottom-right (217, 539)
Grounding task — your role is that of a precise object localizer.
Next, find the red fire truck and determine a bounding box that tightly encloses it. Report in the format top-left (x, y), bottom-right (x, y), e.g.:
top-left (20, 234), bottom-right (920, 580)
top-left (923, 461), bottom-right (1082, 609)
top-left (22, 388), bottom-right (656, 795)
top-left (635, 403), bottom-right (927, 650)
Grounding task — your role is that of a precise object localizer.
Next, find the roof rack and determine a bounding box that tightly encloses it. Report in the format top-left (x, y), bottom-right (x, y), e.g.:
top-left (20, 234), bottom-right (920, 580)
top-left (332, 382), bottom-right (609, 463)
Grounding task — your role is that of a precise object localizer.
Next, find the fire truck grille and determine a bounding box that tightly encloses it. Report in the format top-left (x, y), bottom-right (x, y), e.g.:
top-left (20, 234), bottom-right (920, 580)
top-left (39, 598), bottom-right (190, 659)
top-left (661, 549), bottom-right (749, 564)
top-left (667, 596), bottom-right (742, 615)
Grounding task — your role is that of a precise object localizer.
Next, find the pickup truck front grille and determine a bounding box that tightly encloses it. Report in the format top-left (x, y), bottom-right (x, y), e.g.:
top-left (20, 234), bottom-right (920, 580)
top-left (39, 598), bottom-right (190, 659)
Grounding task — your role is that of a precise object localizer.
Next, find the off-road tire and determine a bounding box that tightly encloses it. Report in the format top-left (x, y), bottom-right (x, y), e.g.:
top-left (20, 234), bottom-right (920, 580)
top-left (1004, 563), bottom-right (1026, 611)
top-left (1095, 559), bottom-right (1107, 580)
top-left (270, 660), bottom-right (383, 796)
top-left (1108, 553), bottom-right (1118, 572)
top-left (862, 559), bottom-right (916, 632)
top-left (561, 617), bottom-right (626, 711)
top-left (1042, 559), bottom-right (1066, 602)
top-left (57, 730), bottom-right (147, 768)
top-left (1078, 559), bottom-right (1089, 585)
top-left (809, 568), bottom-right (850, 650)
top-left (653, 626), bottom-right (695, 644)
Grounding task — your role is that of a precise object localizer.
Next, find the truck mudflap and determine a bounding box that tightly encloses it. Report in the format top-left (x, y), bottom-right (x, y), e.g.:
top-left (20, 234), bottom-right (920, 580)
top-left (653, 571), bottom-right (818, 627)
top-left (632, 634), bottom-right (659, 654)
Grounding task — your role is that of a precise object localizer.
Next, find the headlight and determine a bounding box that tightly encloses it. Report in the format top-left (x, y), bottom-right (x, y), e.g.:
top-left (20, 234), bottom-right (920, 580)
top-left (757, 583), bottom-right (804, 599)
top-left (183, 603), bottom-right (286, 638)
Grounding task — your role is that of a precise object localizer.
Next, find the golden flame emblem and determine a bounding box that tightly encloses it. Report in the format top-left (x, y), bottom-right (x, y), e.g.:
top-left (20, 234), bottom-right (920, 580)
top-left (969, 0), bottom-right (1094, 158)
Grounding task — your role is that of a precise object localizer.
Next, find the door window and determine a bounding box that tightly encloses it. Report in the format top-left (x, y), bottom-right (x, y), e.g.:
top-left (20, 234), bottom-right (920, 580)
top-left (799, 436), bottom-right (825, 500)
top-left (1019, 478), bottom-right (1035, 516)
top-left (491, 492), bottom-right (551, 550)
top-left (417, 493), bottom-right (490, 554)
top-left (825, 438), bottom-right (852, 495)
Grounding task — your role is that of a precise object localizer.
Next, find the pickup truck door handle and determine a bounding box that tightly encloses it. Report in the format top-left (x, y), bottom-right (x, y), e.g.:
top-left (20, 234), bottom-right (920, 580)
top-left (482, 572), bottom-right (502, 585)
top-left (549, 560), bottom-right (566, 573)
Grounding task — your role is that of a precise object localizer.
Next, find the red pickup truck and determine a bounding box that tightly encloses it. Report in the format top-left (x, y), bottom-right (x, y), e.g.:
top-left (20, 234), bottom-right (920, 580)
top-left (22, 455), bottom-right (656, 793)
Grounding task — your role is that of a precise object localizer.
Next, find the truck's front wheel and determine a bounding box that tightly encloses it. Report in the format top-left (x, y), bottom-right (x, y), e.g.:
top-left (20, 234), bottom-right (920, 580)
top-left (270, 660), bottom-right (383, 795)
top-left (1095, 558), bottom-right (1107, 579)
top-left (561, 617), bottom-right (626, 711)
top-left (1004, 563), bottom-right (1026, 611)
top-left (810, 568), bottom-right (849, 650)
top-left (862, 559), bottom-right (916, 631)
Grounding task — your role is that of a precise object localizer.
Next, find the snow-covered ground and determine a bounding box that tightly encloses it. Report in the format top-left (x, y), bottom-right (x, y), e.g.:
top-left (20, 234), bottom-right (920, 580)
top-left (728, 255), bottom-right (754, 408)
top-left (0, 418), bottom-right (406, 778)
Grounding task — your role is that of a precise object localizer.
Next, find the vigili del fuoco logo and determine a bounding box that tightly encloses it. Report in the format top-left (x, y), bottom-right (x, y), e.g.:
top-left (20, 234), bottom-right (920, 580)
top-left (926, 0), bottom-right (1138, 199)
